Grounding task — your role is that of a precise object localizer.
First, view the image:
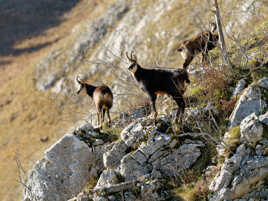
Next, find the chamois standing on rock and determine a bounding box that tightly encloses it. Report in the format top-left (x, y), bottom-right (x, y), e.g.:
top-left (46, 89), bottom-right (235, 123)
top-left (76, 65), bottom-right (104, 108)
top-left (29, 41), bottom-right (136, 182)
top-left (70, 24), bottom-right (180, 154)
top-left (126, 51), bottom-right (190, 122)
top-left (76, 76), bottom-right (113, 129)
top-left (177, 22), bottom-right (219, 69)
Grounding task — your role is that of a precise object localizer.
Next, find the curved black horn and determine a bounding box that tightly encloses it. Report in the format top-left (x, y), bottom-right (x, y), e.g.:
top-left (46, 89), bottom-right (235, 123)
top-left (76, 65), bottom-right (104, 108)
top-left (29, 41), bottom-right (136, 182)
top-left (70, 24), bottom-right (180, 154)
top-left (126, 51), bottom-right (136, 62)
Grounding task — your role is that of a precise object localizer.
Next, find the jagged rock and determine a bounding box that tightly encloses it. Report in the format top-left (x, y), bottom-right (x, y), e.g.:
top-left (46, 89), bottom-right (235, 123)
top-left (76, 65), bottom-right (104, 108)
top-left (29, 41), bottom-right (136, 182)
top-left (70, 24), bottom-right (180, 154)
top-left (158, 141), bottom-right (204, 177)
top-left (120, 154), bottom-right (152, 181)
top-left (232, 79), bottom-right (247, 98)
top-left (24, 134), bottom-right (91, 201)
top-left (103, 140), bottom-right (128, 169)
top-left (138, 133), bottom-right (171, 158)
top-left (240, 113), bottom-right (263, 146)
top-left (68, 192), bottom-right (92, 201)
top-left (257, 77), bottom-right (268, 89)
top-left (229, 84), bottom-right (267, 127)
top-left (95, 170), bottom-right (119, 188)
top-left (93, 195), bottom-right (108, 201)
top-left (209, 143), bottom-right (268, 201)
top-left (120, 120), bottom-right (146, 147)
top-left (259, 111), bottom-right (268, 125)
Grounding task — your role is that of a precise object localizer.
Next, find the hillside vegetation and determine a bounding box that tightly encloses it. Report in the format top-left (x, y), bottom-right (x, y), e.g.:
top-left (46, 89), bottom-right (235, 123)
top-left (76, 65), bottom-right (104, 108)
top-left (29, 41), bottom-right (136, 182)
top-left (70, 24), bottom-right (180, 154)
top-left (0, 0), bottom-right (267, 200)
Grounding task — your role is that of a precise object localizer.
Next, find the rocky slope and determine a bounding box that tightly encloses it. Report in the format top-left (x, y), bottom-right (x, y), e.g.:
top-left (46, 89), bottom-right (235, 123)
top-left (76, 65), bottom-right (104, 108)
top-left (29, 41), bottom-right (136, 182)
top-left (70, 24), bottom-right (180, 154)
top-left (6, 0), bottom-right (267, 200)
top-left (23, 77), bottom-right (268, 201)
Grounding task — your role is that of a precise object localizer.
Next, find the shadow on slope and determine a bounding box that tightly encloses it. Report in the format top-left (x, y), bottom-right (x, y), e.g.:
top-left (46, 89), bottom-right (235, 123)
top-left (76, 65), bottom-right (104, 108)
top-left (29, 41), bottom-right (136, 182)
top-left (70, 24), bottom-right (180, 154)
top-left (0, 0), bottom-right (80, 57)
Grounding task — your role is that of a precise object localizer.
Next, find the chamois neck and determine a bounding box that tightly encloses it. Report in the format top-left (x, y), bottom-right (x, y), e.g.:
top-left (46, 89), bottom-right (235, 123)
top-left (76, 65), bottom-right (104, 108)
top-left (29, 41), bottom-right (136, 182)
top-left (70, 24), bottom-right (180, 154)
top-left (85, 84), bottom-right (96, 97)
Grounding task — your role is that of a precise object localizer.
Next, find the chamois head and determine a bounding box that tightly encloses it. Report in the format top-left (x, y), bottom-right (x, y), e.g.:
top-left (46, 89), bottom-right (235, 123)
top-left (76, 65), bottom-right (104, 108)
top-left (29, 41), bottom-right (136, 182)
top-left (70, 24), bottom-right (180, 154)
top-left (76, 75), bottom-right (86, 94)
top-left (126, 51), bottom-right (139, 74)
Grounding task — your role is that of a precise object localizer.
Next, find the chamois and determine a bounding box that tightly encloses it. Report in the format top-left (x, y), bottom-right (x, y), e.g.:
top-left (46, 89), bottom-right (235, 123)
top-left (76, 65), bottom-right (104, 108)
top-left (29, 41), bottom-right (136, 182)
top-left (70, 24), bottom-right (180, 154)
top-left (126, 52), bottom-right (190, 122)
top-left (76, 76), bottom-right (113, 128)
top-left (177, 22), bottom-right (219, 69)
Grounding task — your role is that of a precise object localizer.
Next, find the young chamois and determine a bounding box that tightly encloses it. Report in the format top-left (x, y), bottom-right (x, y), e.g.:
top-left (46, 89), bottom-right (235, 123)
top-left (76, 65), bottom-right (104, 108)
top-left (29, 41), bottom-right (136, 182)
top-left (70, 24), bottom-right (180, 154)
top-left (126, 52), bottom-right (190, 122)
top-left (177, 22), bottom-right (219, 69)
top-left (76, 76), bottom-right (113, 129)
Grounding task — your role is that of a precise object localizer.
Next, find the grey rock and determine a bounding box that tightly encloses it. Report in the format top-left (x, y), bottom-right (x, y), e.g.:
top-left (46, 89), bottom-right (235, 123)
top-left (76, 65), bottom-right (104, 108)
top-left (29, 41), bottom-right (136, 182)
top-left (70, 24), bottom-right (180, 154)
top-left (103, 140), bottom-right (128, 169)
top-left (24, 134), bottom-right (91, 201)
top-left (240, 113), bottom-right (263, 146)
top-left (257, 77), bottom-right (268, 89)
top-left (210, 142), bottom-right (268, 201)
top-left (157, 141), bottom-right (204, 177)
top-left (120, 120), bottom-right (146, 147)
top-left (120, 154), bottom-right (151, 181)
top-left (260, 111), bottom-right (268, 125)
top-left (230, 85), bottom-right (267, 127)
top-left (138, 133), bottom-right (171, 158)
top-left (95, 170), bottom-right (119, 188)
top-left (232, 79), bottom-right (247, 97)
top-left (68, 192), bottom-right (92, 201)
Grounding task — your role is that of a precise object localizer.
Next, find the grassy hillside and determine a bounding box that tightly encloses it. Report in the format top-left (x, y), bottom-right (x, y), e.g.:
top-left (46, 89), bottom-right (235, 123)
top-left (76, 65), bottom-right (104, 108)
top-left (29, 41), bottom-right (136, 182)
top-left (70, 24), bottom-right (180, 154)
top-left (0, 0), bottom-right (267, 200)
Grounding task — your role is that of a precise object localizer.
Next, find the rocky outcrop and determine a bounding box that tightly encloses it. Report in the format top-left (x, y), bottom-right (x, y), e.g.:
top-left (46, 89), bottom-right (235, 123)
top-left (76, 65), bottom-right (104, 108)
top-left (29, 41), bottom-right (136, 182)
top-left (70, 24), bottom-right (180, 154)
top-left (229, 83), bottom-right (267, 128)
top-left (24, 134), bottom-right (92, 201)
top-left (209, 110), bottom-right (268, 201)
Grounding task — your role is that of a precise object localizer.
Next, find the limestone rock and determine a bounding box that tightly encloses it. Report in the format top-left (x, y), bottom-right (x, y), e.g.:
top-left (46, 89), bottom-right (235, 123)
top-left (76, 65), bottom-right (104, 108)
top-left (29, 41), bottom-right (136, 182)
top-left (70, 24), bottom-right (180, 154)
top-left (120, 120), bottom-right (146, 147)
top-left (240, 113), bottom-right (263, 146)
top-left (95, 170), bottom-right (119, 189)
top-left (257, 77), bottom-right (268, 89)
top-left (103, 140), bottom-right (128, 169)
top-left (24, 134), bottom-right (91, 201)
top-left (259, 111), bottom-right (268, 125)
top-left (120, 154), bottom-right (152, 181)
top-left (232, 79), bottom-right (247, 98)
top-left (229, 85), bottom-right (267, 127)
top-left (209, 143), bottom-right (268, 201)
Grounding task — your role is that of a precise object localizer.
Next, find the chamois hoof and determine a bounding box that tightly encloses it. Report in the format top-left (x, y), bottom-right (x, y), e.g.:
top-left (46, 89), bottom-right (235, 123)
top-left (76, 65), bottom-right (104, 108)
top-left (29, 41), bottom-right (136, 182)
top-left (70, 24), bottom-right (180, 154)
top-left (94, 127), bottom-right (101, 133)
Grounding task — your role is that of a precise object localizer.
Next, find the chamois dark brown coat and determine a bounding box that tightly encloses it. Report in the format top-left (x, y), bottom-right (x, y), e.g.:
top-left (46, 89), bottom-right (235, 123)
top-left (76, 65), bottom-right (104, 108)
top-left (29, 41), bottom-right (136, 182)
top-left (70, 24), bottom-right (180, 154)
top-left (177, 23), bottom-right (219, 69)
top-left (76, 76), bottom-right (113, 128)
top-left (126, 52), bottom-right (190, 121)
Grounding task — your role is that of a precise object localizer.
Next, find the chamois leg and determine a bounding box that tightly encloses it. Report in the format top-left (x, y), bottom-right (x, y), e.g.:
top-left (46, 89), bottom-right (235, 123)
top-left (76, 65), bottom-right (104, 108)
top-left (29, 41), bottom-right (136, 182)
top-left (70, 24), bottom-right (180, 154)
top-left (97, 110), bottom-right (101, 129)
top-left (102, 108), bottom-right (106, 126)
top-left (148, 93), bottom-right (157, 120)
top-left (97, 106), bottom-right (102, 129)
top-left (183, 54), bottom-right (194, 69)
top-left (107, 109), bottom-right (112, 127)
top-left (201, 49), bottom-right (209, 65)
top-left (173, 93), bottom-right (185, 124)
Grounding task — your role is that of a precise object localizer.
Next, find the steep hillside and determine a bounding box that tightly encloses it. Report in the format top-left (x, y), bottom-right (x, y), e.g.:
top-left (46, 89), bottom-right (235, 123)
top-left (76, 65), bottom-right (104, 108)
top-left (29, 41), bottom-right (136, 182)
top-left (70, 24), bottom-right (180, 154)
top-left (0, 0), bottom-right (268, 200)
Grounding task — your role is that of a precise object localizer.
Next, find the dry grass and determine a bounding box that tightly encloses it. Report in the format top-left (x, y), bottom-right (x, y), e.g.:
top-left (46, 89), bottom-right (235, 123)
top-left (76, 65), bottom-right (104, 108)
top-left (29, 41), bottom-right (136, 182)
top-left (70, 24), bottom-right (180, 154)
top-left (0, 1), bottom-right (116, 200)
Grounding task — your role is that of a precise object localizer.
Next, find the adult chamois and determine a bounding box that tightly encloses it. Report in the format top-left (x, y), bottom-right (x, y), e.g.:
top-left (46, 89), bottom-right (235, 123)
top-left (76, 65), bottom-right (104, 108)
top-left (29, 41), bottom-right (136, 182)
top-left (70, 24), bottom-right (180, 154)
top-left (177, 22), bottom-right (219, 69)
top-left (126, 51), bottom-right (190, 122)
top-left (76, 76), bottom-right (113, 129)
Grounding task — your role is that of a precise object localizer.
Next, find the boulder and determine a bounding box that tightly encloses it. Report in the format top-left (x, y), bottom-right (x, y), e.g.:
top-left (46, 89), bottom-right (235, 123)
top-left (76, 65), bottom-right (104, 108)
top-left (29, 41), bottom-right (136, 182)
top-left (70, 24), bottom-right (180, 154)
top-left (240, 113), bottom-right (263, 146)
top-left (229, 85), bottom-right (267, 127)
top-left (209, 144), bottom-right (268, 201)
top-left (95, 170), bottom-right (119, 189)
top-left (232, 79), bottom-right (247, 98)
top-left (257, 77), bottom-right (268, 89)
top-left (24, 134), bottom-right (91, 201)
top-left (103, 140), bottom-right (128, 169)
top-left (120, 120), bottom-right (146, 147)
